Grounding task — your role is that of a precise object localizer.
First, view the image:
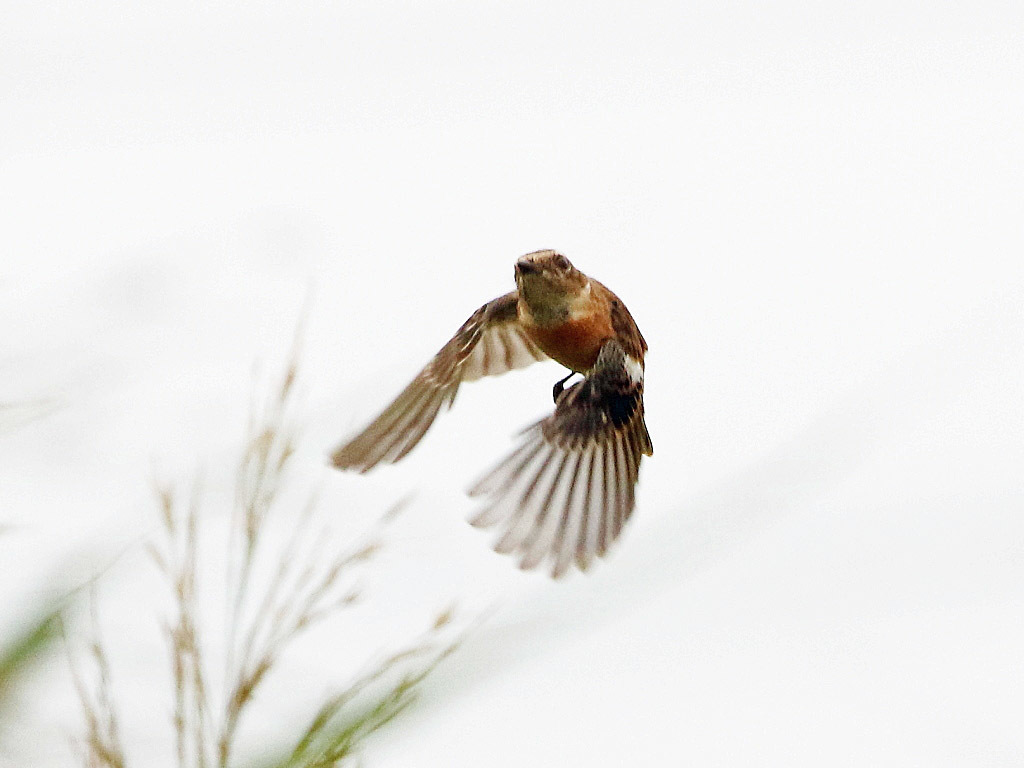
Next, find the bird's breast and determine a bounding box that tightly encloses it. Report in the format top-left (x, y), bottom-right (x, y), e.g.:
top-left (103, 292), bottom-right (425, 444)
top-left (523, 312), bottom-right (616, 373)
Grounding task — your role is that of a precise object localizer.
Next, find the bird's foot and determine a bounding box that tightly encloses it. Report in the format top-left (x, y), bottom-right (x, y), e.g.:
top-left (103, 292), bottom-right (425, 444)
top-left (552, 372), bottom-right (575, 403)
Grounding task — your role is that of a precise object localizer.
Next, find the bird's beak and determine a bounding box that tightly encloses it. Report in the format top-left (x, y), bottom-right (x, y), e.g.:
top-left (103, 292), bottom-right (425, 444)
top-left (515, 258), bottom-right (541, 276)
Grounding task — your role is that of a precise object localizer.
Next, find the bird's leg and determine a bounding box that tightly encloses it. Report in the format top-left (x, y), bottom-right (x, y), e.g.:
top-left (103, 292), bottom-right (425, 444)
top-left (552, 371), bottom-right (575, 403)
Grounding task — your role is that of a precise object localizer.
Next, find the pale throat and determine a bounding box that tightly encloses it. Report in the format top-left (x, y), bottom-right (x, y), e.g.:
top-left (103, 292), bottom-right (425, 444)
top-left (518, 279), bottom-right (593, 327)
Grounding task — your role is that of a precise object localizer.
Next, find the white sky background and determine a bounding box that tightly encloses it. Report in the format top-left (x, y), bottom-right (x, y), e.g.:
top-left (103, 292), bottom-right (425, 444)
top-left (2, 1), bottom-right (1023, 765)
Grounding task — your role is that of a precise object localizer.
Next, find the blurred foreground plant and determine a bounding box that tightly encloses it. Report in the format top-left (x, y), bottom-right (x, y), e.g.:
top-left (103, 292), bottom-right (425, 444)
top-left (72, 348), bottom-right (459, 768)
top-left (0, 401), bottom-right (64, 749)
top-left (0, 610), bottom-right (60, 718)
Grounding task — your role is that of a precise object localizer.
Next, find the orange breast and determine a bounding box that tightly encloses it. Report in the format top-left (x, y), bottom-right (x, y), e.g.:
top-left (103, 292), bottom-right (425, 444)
top-left (526, 313), bottom-right (615, 373)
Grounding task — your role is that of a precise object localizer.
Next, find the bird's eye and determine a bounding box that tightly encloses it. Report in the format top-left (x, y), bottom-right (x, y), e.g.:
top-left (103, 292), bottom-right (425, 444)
top-left (553, 254), bottom-right (570, 271)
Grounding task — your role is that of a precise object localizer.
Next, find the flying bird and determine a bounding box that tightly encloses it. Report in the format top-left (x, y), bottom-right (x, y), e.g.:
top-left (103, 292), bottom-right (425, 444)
top-left (331, 250), bottom-right (652, 577)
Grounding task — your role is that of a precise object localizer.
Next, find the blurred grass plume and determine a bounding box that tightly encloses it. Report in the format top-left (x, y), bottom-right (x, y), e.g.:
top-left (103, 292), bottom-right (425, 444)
top-left (71, 339), bottom-right (459, 768)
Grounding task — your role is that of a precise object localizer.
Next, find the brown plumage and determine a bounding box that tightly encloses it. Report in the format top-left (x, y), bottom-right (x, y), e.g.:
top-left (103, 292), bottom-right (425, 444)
top-left (331, 249), bottom-right (652, 577)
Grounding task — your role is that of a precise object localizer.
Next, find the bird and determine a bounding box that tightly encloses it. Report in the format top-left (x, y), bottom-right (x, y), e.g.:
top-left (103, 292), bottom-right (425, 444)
top-left (331, 250), bottom-right (653, 577)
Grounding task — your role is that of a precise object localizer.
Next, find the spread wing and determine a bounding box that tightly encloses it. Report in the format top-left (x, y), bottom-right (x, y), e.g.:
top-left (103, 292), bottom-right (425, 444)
top-left (331, 291), bottom-right (546, 473)
top-left (468, 339), bottom-right (653, 578)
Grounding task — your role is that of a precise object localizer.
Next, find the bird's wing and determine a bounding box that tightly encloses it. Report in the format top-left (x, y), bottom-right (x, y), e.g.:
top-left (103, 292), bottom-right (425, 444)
top-left (331, 291), bottom-right (546, 472)
top-left (468, 339), bottom-right (652, 578)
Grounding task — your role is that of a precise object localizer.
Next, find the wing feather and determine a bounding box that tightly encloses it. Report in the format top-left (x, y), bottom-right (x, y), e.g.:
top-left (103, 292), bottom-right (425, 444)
top-left (468, 339), bottom-right (652, 577)
top-left (332, 291), bottom-right (546, 473)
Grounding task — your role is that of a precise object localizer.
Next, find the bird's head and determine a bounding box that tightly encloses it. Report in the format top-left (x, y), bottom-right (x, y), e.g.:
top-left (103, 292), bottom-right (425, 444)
top-left (514, 250), bottom-right (589, 323)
